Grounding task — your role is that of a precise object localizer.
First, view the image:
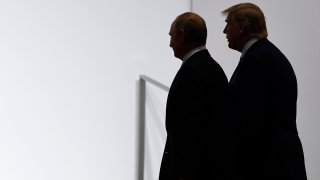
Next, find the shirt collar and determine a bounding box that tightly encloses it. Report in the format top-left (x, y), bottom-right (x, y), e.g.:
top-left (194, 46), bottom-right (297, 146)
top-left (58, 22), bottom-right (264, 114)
top-left (241, 38), bottom-right (260, 58)
top-left (182, 46), bottom-right (206, 63)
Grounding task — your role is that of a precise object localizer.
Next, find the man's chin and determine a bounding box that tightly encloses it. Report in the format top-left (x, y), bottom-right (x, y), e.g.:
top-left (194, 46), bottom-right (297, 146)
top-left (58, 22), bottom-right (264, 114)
top-left (228, 43), bottom-right (234, 49)
top-left (228, 43), bottom-right (237, 51)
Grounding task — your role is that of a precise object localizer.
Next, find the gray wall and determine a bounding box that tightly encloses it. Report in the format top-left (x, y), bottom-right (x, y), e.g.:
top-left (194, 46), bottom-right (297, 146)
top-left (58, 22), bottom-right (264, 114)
top-left (193, 1), bottom-right (320, 180)
top-left (1, 0), bottom-right (318, 180)
top-left (0, 1), bottom-right (190, 180)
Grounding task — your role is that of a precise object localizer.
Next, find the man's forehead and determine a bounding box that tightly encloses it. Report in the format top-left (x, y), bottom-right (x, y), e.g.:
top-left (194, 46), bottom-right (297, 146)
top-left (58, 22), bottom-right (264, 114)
top-left (169, 20), bottom-right (177, 31)
top-left (225, 14), bottom-right (233, 22)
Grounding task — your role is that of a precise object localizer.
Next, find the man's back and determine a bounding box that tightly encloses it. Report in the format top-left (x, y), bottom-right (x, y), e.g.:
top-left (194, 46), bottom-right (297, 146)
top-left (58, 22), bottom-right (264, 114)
top-left (229, 38), bottom-right (307, 180)
top-left (160, 49), bottom-right (229, 179)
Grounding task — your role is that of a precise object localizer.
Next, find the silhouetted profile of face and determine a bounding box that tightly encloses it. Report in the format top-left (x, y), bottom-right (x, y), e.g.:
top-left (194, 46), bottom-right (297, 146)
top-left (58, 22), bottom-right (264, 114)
top-left (169, 19), bottom-right (183, 59)
top-left (223, 13), bottom-right (243, 52)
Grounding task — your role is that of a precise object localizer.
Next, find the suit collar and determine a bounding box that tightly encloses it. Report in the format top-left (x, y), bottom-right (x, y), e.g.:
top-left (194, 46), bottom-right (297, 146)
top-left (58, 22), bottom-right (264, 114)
top-left (182, 46), bottom-right (206, 64)
top-left (245, 38), bottom-right (269, 54)
top-left (241, 38), bottom-right (260, 58)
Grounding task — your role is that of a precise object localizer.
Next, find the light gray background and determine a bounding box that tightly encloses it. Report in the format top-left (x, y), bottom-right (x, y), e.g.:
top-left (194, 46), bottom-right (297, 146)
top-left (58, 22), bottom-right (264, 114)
top-left (0, 1), bottom-right (188, 180)
top-left (0, 0), bottom-right (319, 180)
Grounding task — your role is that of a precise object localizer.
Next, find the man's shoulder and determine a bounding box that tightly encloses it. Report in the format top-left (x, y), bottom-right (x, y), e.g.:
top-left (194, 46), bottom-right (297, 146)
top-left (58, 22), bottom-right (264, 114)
top-left (250, 38), bottom-right (281, 52)
top-left (245, 38), bottom-right (284, 60)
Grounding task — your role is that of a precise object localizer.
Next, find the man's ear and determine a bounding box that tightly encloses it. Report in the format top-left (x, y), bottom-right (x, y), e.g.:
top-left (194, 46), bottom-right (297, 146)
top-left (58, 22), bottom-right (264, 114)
top-left (239, 24), bottom-right (246, 35)
top-left (178, 28), bottom-right (186, 43)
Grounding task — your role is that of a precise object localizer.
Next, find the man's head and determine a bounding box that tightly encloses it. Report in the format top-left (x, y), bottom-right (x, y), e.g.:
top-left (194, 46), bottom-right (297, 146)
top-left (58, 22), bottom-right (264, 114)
top-left (169, 12), bottom-right (207, 59)
top-left (222, 3), bottom-right (268, 52)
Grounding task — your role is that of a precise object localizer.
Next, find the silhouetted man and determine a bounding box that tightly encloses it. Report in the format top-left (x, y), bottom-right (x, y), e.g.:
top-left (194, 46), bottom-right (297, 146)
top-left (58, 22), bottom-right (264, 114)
top-left (159, 12), bottom-right (229, 180)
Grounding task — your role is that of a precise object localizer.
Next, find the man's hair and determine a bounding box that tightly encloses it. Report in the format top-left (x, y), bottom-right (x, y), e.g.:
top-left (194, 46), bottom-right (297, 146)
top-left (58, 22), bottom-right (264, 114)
top-left (222, 3), bottom-right (268, 38)
top-left (174, 12), bottom-right (207, 45)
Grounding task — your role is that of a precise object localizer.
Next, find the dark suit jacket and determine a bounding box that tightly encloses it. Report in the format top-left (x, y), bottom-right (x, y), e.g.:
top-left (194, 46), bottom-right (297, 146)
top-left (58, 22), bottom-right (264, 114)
top-left (229, 38), bottom-right (307, 180)
top-left (159, 49), bottom-right (229, 180)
